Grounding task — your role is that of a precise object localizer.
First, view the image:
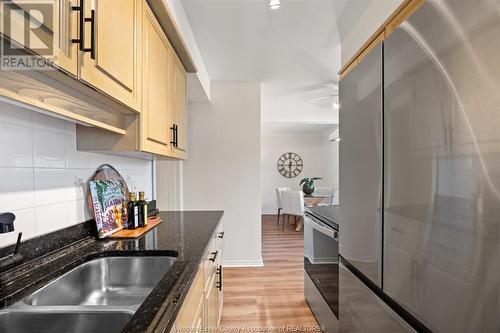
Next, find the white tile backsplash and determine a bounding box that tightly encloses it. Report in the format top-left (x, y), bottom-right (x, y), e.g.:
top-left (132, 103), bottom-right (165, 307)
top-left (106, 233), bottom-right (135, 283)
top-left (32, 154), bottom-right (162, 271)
top-left (0, 102), bottom-right (153, 248)
top-left (35, 203), bottom-right (69, 235)
top-left (33, 112), bottom-right (66, 134)
top-left (65, 168), bottom-right (91, 201)
top-left (0, 122), bottom-right (33, 168)
top-left (33, 129), bottom-right (67, 168)
top-left (34, 168), bottom-right (67, 205)
top-left (66, 199), bottom-right (88, 226)
top-left (0, 168), bottom-right (35, 211)
top-left (0, 102), bottom-right (33, 127)
top-left (65, 138), bottom-right (90, 169)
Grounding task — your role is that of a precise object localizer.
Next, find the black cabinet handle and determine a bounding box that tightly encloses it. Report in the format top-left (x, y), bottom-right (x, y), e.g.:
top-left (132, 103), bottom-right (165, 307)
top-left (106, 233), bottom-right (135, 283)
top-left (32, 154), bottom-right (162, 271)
top-left (216, 265), bottom-right (222, 291)
top-left (71, 1), bottom-right (94, 59)
top-left (170, 124), bottom-right (178, 148)
top-left (86, 9), bottom-right (95, 59)
top-left (71, 0), bottom-right (84, 50)
top-left (218, 231), bottom-right (224, 239)
top-left (170, 124), bottom-right (176, 146)
top-left (174, 124), bottom-right (178, 148)
top-left (209, 251), bottom-right (218, 262)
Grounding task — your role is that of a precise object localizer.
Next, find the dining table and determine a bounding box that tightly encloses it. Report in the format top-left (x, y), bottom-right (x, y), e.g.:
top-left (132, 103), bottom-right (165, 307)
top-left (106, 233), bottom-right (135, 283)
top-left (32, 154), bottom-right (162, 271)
top-left (294, 194), bottom-right (334, 232)
top-left (303, 194), bottom-right (334, 207)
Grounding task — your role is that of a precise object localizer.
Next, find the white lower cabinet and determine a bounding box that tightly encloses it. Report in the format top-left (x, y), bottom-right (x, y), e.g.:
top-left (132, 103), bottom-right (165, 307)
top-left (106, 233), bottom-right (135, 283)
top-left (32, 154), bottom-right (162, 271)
top-left (171, 223), bottom-right (224, 332)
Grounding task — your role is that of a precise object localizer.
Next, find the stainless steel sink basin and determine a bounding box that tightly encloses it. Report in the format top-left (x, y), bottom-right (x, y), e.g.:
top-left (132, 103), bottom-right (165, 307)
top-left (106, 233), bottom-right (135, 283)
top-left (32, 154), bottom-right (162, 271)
top-left (22, 256), bottom-right (176, 308)
top-left (0, 256), bottom-right (177, 333)
top-left (0, 309), bottom-right (133, 333)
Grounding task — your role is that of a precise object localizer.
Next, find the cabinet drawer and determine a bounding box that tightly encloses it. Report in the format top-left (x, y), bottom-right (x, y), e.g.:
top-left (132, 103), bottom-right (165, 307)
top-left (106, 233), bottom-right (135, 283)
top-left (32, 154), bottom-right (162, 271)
top-left (215, 223), bottom-right (224, 252)
top-left (204, 272), bottom-right (219, 329)
top-left (204, 237), bottom-right (218, 290)
top-left (204, 225), bottom-right (224, 286)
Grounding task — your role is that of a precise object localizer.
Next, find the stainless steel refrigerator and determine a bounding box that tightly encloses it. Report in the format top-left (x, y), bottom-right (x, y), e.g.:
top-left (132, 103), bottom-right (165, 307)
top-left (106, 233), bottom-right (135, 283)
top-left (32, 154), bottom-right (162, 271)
top-left (340, 0), bottom-right (500, 332)
top-left (339, 41), bottom-right (411, 332)
top-left (339, 42), bottom-right (383, 288)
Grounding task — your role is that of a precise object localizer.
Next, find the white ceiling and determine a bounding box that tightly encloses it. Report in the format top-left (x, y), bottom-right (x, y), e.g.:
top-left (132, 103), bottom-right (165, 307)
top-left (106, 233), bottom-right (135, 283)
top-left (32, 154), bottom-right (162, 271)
top-left (181, 0), bottom-right (352, 83)
top-left (181, 0), bottom-right (371, 135)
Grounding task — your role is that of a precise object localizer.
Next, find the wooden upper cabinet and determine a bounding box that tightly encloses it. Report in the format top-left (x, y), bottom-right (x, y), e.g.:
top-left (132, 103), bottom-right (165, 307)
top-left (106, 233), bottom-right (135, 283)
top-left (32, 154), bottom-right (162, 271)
top-left (171, 55), bottom-right (188, 159)
top-left (53, 0), bottom-right (79, 75)
top-left (1, 0), bottom-right (190, 158)
top-left (0, 0), bottom-right (78, 75)
top-left (80, 0), bottom-right (141, 112)
top-left (141, 1), bottom-right (172, 155)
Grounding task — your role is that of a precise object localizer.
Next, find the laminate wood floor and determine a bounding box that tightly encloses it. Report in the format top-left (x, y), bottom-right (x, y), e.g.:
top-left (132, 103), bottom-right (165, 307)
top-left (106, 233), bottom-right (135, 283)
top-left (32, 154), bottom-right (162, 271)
top-left (220, 215), bottom-right (320, 332)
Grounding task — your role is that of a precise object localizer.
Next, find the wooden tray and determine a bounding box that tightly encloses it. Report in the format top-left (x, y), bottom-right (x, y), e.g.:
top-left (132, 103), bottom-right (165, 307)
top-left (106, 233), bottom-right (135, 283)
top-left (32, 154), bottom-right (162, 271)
top-left (108, 216), bottom-right (163, 239)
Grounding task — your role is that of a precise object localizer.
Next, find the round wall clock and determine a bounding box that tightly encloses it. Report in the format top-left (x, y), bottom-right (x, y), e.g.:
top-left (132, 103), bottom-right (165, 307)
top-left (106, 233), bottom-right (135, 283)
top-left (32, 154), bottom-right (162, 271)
top-left (277, 152), bottom-right (303, 178)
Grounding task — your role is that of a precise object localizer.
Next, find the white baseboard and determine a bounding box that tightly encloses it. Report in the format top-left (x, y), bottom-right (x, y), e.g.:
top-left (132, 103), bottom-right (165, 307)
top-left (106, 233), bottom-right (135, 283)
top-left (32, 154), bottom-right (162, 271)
top-left (223, 258), bottom-right (264, 267)
top-left (261, 211), bottom-right (277, 215)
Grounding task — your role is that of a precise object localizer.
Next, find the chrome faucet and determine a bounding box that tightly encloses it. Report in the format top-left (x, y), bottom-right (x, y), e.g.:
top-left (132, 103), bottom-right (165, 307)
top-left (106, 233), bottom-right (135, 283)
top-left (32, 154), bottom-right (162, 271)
top-left (0, 213), bottom-right (24, 274)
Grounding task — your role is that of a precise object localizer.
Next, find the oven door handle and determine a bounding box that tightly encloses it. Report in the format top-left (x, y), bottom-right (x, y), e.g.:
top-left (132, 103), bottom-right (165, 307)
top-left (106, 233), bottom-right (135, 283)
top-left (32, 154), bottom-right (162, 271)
top-left (305, 216), bottom-right (338, 240)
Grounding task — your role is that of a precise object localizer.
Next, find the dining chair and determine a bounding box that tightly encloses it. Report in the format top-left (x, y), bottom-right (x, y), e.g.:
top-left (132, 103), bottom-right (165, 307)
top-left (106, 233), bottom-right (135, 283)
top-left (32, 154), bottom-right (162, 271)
top-left (275, 187), bottom-right (289, 226)
top-left (314, 187), bottom-right (334, 206)
top-left (332, 190), bottom-right (339, 205)
top-left (280, 190), bottom-right (291, 231)
top-left (289, 191), bottom-right (305, 232)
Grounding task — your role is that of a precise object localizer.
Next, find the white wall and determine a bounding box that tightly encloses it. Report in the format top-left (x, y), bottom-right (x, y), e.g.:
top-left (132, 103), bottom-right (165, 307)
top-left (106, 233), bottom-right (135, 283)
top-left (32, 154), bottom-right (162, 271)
top-left (0, 102), bottom-right (153, 248)
top-left (341, 0), bottom-right (404, 66)
top-left (156, 160), bottom-right (183, 211)
top-left (261, 134), bottom-right (338, 214)
top-left (183, 82), bottom-right (262, 267)
top-left (165, 0), bottom-right (211, 102)
top-left (322, 133), bottom-right (339, 196)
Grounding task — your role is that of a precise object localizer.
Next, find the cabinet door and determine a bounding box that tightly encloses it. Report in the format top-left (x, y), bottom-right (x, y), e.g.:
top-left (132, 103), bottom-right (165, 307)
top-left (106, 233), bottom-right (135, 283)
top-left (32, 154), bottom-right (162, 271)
top-left (215, 264), bottom-right (223, 326)
top-left (173, 266), bottom-right (204, 331)
top-left (193, 300), bottom-right (204, 333)
top-left (140, 2), bottom-right (172, 155)
top-left (1, 0), bottom-right (78, 75)
top-left (171, 56), bottom-right (188, 158)
top-left (54, 0), bottom-right (78, 75)
top-left (204, 275), bottom-right (219, 329)
top-left (80, 0), bottom-right (141, 111)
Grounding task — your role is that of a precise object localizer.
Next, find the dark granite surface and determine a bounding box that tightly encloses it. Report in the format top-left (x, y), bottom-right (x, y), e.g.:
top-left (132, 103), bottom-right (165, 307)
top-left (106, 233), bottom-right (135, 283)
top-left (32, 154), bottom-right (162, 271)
top-left (0, 220), bottom-right (97, 262)
top-left (0, 210), bottom-right (224, 333)
top-left (305, 205), bottom-right (340, 230)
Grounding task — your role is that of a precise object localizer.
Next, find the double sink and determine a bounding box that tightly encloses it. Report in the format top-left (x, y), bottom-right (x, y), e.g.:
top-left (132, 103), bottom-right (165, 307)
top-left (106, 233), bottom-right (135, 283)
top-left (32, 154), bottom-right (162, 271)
top-left (0, 255), bottom-right (177, 333)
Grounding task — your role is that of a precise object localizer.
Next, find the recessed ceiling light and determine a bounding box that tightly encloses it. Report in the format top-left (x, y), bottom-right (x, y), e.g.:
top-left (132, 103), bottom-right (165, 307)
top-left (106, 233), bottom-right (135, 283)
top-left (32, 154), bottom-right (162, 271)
top-left (269, 0), bottom-right (280, 10)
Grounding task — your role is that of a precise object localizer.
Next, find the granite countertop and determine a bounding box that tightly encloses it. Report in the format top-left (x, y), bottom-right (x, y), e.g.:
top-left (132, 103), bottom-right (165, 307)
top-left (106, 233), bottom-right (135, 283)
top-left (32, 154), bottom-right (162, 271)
top-left (0, 210), bottom-right (224, 333)
top-left (305, 205), bottom-right (340, 230)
